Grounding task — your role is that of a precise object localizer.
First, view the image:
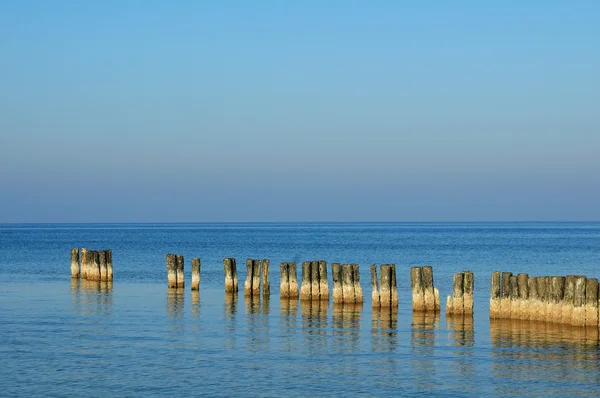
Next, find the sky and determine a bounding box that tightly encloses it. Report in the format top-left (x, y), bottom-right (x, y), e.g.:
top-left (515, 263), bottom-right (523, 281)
top-left (0, 1), bottom-right (599, 222)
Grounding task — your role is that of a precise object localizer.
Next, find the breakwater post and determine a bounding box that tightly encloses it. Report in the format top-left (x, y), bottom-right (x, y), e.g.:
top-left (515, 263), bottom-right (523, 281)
top-left (490, 271), bottom-right (501, 319)
top-left (372, 264), bottom-right (398, 308)
top-left (332, 263), bottom-right (343, 304)
top-left (166, 254), bottom-right (177, 288)
top-left (280, 262), bottom-right (290, 299)
top-left (191, 258), bottom-right (200, 291)
top-left (585, 278), bottom-right (598, 327)
top-left (106, 250), bottom-right (113, 281)
top-left (223, 258), bottom-right (238, 293)
top-left (262, 259), bottom-right (270, 296)
top-left (411, 266), bottom-right (440, 312)
top-left (244, 259), bottom-right (262, 297)
top-left (289, 262), bottom-right (298, 299)
top-left (410, 267), bottom-right (424, 311)
top-left (370, 264), bottom-right (380, 307)
top-left (300, 260), bottom-right (330, 301)
top-left (446, 271), bottom-right (474, 316)
top-left (99, 250), bottom-right (107, 281)
top-left (70, 248), bottom-right (79, 279)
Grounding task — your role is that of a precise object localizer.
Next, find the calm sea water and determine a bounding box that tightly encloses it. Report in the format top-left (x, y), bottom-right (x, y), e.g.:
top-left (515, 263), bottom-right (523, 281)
top-left (1, 222), bottom-right (600, 397)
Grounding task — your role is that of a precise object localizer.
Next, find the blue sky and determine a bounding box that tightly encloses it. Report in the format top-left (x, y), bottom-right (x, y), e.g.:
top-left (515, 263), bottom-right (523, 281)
top-left (1, 1), bottom-right (598, 222)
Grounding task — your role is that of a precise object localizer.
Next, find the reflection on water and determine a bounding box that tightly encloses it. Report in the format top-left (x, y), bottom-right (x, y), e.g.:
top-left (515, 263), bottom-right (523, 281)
top-left (224, 292), bottom-right (238, 350)
top-left (166, 288), bottom-right (184, 321)
top-left (371, 306), bottom-right (398, 353)
top-left (70, 279), bottom-right (113, 316)
top-left (411, 312), bottom-right (439, 392)
top-left (301, 300), bottom-right (329, 356)
top-left (490, 319), bottom-right (600, 396)
top-left (446, 314), bottom-right (475, 391)
top-left (191, 290), bottom-right (200, 319)
top-left (280, 298), bottom-right (298, 353)
top-left (245, 294), bottom-right (268, 353)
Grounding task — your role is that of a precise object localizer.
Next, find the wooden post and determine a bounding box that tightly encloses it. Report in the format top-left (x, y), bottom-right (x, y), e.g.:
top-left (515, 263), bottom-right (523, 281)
top-left (509, 275), bottom-right (518, 319)
top-left (280, 262), bottom-right (289, 298)
top-left (390, 264), bottom-right (398, 308)
top-left (262, 259), bottom-right (270, 296)
top-left (80, 248), bottom-right (87, 280)
top-left (224, 258), bottom-right (234, 292)
top-left (463, 271), bottom-right (474, 315)
top-left (99, 250), bottom-right (107, 281)
top-left (176, 255), bottom-right (184, 289)
top-left (106, 250), bottom-right (113, 281)
top-left (353, 264), bottom-right (363, 304)
top-left (410, 267), bottom-right (424, 311)
top-left (379, 264), bottom-right (391, 307)
top-left (422, 266), bottom-right (435, 312)
top-left (562, 275), bottom-right (576, 325)
top-left (91, 251), bottom-right (100, 281)
top-left (516, 273), bottom-right (528, 320)
top-left (244, 259), bottom-right (254, 296)
top-left (191, 258), bottom-right (200, 291)
top-left (288, 262), bottom-right (298, 299)
top-left (332, 263), bottom-right (343, 304)
top-left (167, 254), bottom-right (177, 288)
top-left (311, 261), bottom-right (320, 300)
top-left (453, 273), bottom-right (464, 315)
top-left (300, 261), bottom-right (312, 300)
top-left (550, 276), bottom-right (565, 323)
top-left (573, 276), bottom-right (587, 327)
top-left (232, 258), bottom-right (238, 292)
top-left (585, 278), bottom-right (598, 328)
top-left (370, 264), bottom-right (380, 308)
top-left (528, 277), bottom-right (539, 321)
top-left (252, 259), bottom-right (261, 296)
top-left (318, 260), bottom-right (328, 300)
top-left (490, 271), bottom-right (501, 319)
top-left (342, 264), bottom-right (355, 303)
top-left (500, 272), bottom-right (512, 319)
top-left (445, 295), bottom-right (453, 315)
top-left (537, 277), bottom-right (549, 321)
top-left (70, 248), bottom-right (79, 279)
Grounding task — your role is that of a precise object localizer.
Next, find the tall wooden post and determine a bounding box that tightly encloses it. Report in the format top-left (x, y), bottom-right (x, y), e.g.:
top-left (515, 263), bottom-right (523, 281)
top-left (318, 260), bottom-right (329, 300)
top-left (70, 248), bottom-right (80, 279)
top-left (262, 259), bottom-right (270, 296)
top-left (410, 267), bottom-right (424, 311)
top-left (288, 262), bottom-right (298, 299)
top-left (191, 258), bottom-right (200, 291)
top-left (352, 264), bottom-right (363, 303)
top-left (332, 263), bottom-right (343, 304)
top-left (166, 254), bottom-right (177, 288)
top-left (370, 264), bottom-right (380, 307)
top-left (490, 271), bottom-right (501, 319)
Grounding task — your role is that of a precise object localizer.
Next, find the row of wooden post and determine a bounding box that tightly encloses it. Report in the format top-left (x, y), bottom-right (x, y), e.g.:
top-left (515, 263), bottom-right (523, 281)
top-left (70, 248), bottom-right (113, 281)
top-left (166, 254), bottom-right (201, 290)
top-left (490, 272), bottom-right (598, 327)
top-left (300, 260), bottom-right (330, 300)
top-left (446, 271), bottom-right (474, 315)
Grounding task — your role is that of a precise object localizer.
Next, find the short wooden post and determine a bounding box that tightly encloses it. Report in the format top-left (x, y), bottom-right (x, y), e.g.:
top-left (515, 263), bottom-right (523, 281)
top-left (261, 259), bottom-right (270, 296)
top-left (80, 248), bottom-right (87, 280)
top-left (353, 264), bottom-right (363, 303)
top-left (70, 248), bottom-right (80, 279)
top-left (370, 264), bottom-right (380, 307)
top-left (311, 261), bottom-right (320, 299)
top-left (106, 250), bottom-right (113, 281)
top-left (99, 250), bottom-right (107, 281)
top-left (585, 278), bottom-right (598, 328)
top-left (341, 264), bottom-right (355, 303)
top-left (176, 255), bottom-right (184, 288)
top-left (490, 271), bottom-right (501, 319)
top-left (562, 275), bottom-right (576, 325)
top-left (191, 258), bottom-right (200, 291)
top-left (390, 264), bottom-right (398, 307)
top-left (509, 275), bottom-right (518, 319)
top-left (300, 261), bottom-right (312, 300)
top-left (528, 277), bottom-right (539, 321)
top-left (280, 262), bottom-right (289, 298)
top-left (318, 260), bottom-right (328, 300)
top-left (232, 258), bottom-right (238, 292)
top-left (538, 277), bottom-right (549, 321)
top-left (223, 258), bottom-right (234, 293)
top-left (244, 259), bottom-right (254, 296)
top-left (92, 251), bottom-right (101, 281)
top-left (516, 273), bottom-right (528, 320)
top-left (332, 263), bottom-right (343, 304)
top-left (422, 266), bottom-right (435, 312)
top-left (550, 276), bottom-right (565, 323)
top-left (379, 264), bottom-right (391, 307)
top-left (445, 295), bottom-right (453, 315)
top-left (573, 276), bottom-right (587, 327)
top-left (410, 267), bottom-right (424, 311)
top-left (453, 273), bottom-right (464, 315)
top-left (463, 271), bottom-right (474, 315)
top-left (500, 272), bottom-right (512, 319)
top-left (166, 254), bottom-right (177, 288)
top-left (288, 262), bottom-right (298, 299)
top-left (252, 259), bottom-right (261, 296)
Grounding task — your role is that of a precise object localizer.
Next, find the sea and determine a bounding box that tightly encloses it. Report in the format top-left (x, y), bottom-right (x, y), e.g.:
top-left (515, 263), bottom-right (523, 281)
top-left (1, 222), bottom-right (599, 397)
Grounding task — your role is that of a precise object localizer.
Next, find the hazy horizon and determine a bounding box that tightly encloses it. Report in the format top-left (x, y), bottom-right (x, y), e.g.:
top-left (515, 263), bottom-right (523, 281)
top-left (1, 2), bottom-right (599, 223)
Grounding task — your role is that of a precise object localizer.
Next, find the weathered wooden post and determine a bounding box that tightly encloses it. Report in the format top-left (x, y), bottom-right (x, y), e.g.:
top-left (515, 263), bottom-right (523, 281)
top-left (528, 277), bottom-right (539, 321)
top-left (106, 250), bottom-right (113, 281)
top-left (289, 262), bottom-right (298, 299)
top-left (538, 276), bottom-right (549, 321)
top-left (352, 264), bottom-right (363, 303)
top-left (166, 254), bottom-right (177, 288)
top-left (509, 275), bottom-right (518, 319)
top-left (585, 278), bottom-right (598, 328)
top-left (342, 264), bottom-right (355, 303)
top-left (262, 259), bottom-right (270, 296)
top-left (99, 250), bottom-right (107, 281)
top-left (490, 271), bottom-right (501, 319)
top-left (516, 273), bottom-right (528, 320)
top-left (80, 248), bottom-right (87, 280)
top-left (300, 261), bottom-right (312, 300)
top-left (573, 275), bottom-right (587, 327)
top-left (422, 266), bottom-right (435, 312)
top-left (252, 259), bottom-right (261, 296)
top-left (191, 258), bottom-right (200, 291)
top-left (500, 272), bottom-right (512, 319)
top-left (410, 267), bottom-right (424, 311)
top-left (550, 276), bottom-right (565, 322)
top-left (70, 248), bottom-right (80, 279)
top-left (280, 262), bottom-right (289, 298)
top-left (332, 263), bottom-right (343, 304)
top-left (379, 264), bottom-right (391, 307)
top-left (370, 264), bottom-right (380, 307)
top-left (390, 264), bottom-right (398, 308)
top-left (562, 275), bottom-right (576, 325)
top-left (232, 258), bottom-right (238, 292)
top-left (311, 261), bottom-right (320, 299)
top-left (176, 255), bottom-right (184, 288)
top-left (318, 260), bottom-right (329, 300)
top-left (92, 251), bottom-right (101, 281)
top-left (244, 259), bottom-right (254, 296)
top-left (224, 258), bottom-right (234, 292)
top-left (463, 271), bottom-right (474, 315)
top-left (453, 273), bottom-right (465, 315)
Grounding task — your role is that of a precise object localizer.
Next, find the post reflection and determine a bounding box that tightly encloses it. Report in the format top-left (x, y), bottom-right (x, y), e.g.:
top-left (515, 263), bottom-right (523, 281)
top-left (224, 292), bottom-right (238, 350)
top-left (166, 288), bottom-right (184, 322)
top-left (245, 294), bottom-right (268, 353)
top-left (71, 279), bottom-right (113, 316)
top-left (279, 298), bottom-right (298, 353)
top-left (446, 314), bottom-right (475, 389)
top-left (191, 290), bottom-right (200, 320)
top-left (410, 311), bottom-right (439, 391)
top-left (332, 303), bottom-right (362, 351)
top-left (301, 300), bottom-right (329, 356)
top-left (371, 306), bottom-right (398, 353)
top-left (490, 319), bottom-right (600, 395)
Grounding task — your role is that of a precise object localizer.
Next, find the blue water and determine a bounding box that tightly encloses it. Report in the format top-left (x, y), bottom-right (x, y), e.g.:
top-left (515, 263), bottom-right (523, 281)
top-left (1, 222), bottom-right (599, 396)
